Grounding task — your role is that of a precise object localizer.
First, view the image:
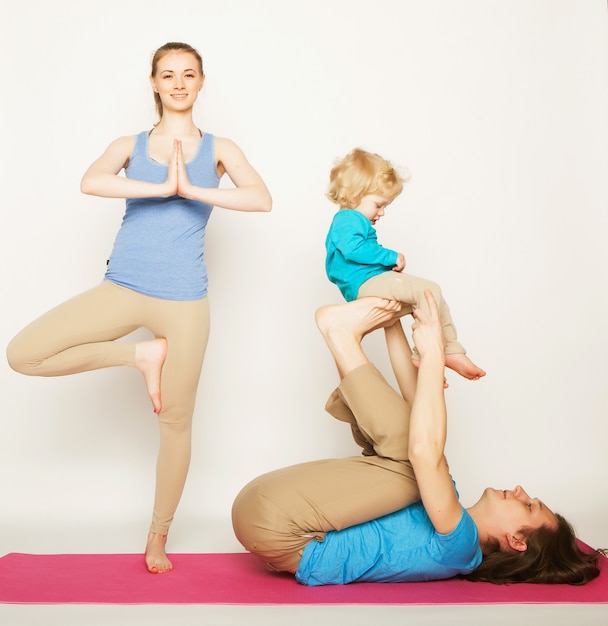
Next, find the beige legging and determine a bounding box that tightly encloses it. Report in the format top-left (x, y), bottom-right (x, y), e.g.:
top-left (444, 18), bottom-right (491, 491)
top-left (6, 280), bottom-right (210, 535)
top-left (231, 363), bottom-right (420, 573)
top-left (358, 271), bottom-right (465, 355)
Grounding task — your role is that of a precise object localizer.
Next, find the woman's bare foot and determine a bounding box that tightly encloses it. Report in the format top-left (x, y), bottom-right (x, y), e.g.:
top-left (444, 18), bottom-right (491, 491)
top-left (145, 532), bottom-right (173, 574)
top-left (135, 338), bottom-right (167, 413)
top-left (444, 353), bottom-right (486, 380)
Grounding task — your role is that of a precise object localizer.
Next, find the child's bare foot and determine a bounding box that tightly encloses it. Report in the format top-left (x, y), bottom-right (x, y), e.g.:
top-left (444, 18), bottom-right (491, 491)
top-left (145, 532), bottom-right (173, 574)
top-left (444, 353), bottom-right (486, 380)
top-left (410, 358), bottom-right (449, 388)
top-left (135, 338), bottom-right (167, 413)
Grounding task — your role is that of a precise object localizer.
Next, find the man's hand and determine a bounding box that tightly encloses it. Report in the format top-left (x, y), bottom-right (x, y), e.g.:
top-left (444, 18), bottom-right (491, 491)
top-left (411, 290), bottom-right (445, 359)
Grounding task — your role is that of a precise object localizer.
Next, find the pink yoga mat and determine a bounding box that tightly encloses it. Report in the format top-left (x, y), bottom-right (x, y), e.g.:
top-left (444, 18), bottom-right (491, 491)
top-left (1, 549), bottom-right (606, 605)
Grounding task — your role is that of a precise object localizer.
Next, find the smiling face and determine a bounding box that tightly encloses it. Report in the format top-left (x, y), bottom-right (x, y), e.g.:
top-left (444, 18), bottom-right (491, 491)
top-left (478, 485), bottom-right (558, 552)
top-left (150, 50), bottom-right (205, 114)
top-left (353, 194), bottom-right (393, 226)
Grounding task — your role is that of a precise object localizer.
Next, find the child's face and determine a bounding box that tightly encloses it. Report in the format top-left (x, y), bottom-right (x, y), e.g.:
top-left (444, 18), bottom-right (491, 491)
top-left (353, 194), bottom-right (392, 226)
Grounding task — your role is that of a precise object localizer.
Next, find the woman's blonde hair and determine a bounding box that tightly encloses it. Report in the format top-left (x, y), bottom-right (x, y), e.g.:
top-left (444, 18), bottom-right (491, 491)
top-left (327, 148), bottom-right (410, 209)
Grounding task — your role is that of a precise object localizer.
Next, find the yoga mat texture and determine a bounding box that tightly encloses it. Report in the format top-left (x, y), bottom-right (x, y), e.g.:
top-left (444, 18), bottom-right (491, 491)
top-left (1, 550), bottom-right (606, 605)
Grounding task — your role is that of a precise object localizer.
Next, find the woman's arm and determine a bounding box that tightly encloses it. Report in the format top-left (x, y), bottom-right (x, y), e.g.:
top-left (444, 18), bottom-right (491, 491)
top-left (80, 136), bottom-right (176, 199)
top-left (407, 291), bottom-right (462, 535)
top-left (176, 137), bottom-right (272, 212)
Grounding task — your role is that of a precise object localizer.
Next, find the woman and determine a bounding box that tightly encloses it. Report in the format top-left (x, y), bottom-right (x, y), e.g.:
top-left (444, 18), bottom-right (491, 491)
top-left (232, 295), bottom-right (599, 585)
top-left (7, 42), bottom-right (271, 574)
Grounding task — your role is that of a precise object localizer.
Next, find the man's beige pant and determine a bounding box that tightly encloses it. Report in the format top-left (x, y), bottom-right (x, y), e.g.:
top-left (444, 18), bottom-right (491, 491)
top-left (358, 271), bottom-right (465, 355)
top-left (231, 363), bottom-right (420, 573)
top-left (7, 280), bottom-right (210, 535)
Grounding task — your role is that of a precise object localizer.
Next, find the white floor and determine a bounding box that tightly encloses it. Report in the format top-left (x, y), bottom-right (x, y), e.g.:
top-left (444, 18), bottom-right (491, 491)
top-left (1, 519), bottom-right (606, 626)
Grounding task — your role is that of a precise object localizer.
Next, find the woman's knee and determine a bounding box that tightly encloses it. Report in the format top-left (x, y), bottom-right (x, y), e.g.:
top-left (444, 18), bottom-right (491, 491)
top-left (157, 413), bottom-right (193, 439)
top-left (157, 395), bottom-right (196, 428)
top-left (6, 334), bottom-right (35, 374)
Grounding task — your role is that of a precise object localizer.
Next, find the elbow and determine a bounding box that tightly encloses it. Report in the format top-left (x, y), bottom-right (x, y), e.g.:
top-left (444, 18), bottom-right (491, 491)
top-left (80, 176), bottom-right (94, 196)
top-left (259, 191), bottom-right (272, 213)
top-left (408, 438), bottom-right (443, 467)
top-left (408, 440), bottom-right (425, 465)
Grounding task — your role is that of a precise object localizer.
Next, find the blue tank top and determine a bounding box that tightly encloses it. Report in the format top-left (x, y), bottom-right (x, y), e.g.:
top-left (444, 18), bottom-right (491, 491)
top-left (105, 130), bottom-right (221, 300)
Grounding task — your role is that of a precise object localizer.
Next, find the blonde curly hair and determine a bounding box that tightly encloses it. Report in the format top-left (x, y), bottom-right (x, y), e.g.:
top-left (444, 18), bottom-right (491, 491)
top-left (327, 148), bottom-right (410, 209)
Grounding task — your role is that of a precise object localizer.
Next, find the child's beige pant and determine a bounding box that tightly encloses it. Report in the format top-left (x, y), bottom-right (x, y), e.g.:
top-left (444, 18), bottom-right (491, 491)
top-left (231, 363), bottom-right (420, 573)
top-left (6, 280), bottom-right (210, 535)
top-left (358, 271), bottom-right (465, 355)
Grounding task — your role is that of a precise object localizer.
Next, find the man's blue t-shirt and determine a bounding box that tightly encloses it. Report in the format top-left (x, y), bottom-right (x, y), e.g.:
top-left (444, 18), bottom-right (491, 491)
top-left (296, 496), bottom-right (482, 586)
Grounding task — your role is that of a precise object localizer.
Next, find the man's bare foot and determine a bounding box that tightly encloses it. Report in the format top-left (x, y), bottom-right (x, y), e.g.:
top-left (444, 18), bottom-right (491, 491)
top-left (145, 532), bottom-right (173, 574)
top-left (135, 338), bottom-right (167, 413)
top-left (316, 298), bottom-right (403, 341)
top-left (316, 299), bottom-right (403, 377)
top-left (444, 353), bottom-right (486, 380)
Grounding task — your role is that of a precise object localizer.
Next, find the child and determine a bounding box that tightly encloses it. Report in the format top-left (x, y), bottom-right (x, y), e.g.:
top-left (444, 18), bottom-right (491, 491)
top-left (325, 148), bottom-right (485, 380)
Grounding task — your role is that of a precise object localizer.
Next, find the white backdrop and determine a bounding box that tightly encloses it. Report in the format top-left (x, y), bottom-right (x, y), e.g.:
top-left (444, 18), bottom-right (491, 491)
top-left (1, 0), bottom-right (607, 553)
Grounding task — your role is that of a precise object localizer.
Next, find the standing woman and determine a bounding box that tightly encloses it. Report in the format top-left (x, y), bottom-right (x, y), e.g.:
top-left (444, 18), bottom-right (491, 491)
top-left (7, 42), bottom-right (272, 573)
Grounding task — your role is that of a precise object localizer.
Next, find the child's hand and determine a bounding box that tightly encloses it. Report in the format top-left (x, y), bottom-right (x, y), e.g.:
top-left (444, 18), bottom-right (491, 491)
top-left (393, 253), bottom-right (406, 272)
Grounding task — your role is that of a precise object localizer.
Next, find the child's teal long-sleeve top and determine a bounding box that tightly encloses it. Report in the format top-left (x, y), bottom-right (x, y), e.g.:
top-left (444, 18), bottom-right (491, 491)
top-left (325, 209), bottom-right (399, 301)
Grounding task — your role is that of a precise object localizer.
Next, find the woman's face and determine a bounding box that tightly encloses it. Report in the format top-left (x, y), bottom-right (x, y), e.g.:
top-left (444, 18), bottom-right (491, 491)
top-left (482, 485), bottom-right (557, 550)
top-left (150, 51), bottom-right (205, 113)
